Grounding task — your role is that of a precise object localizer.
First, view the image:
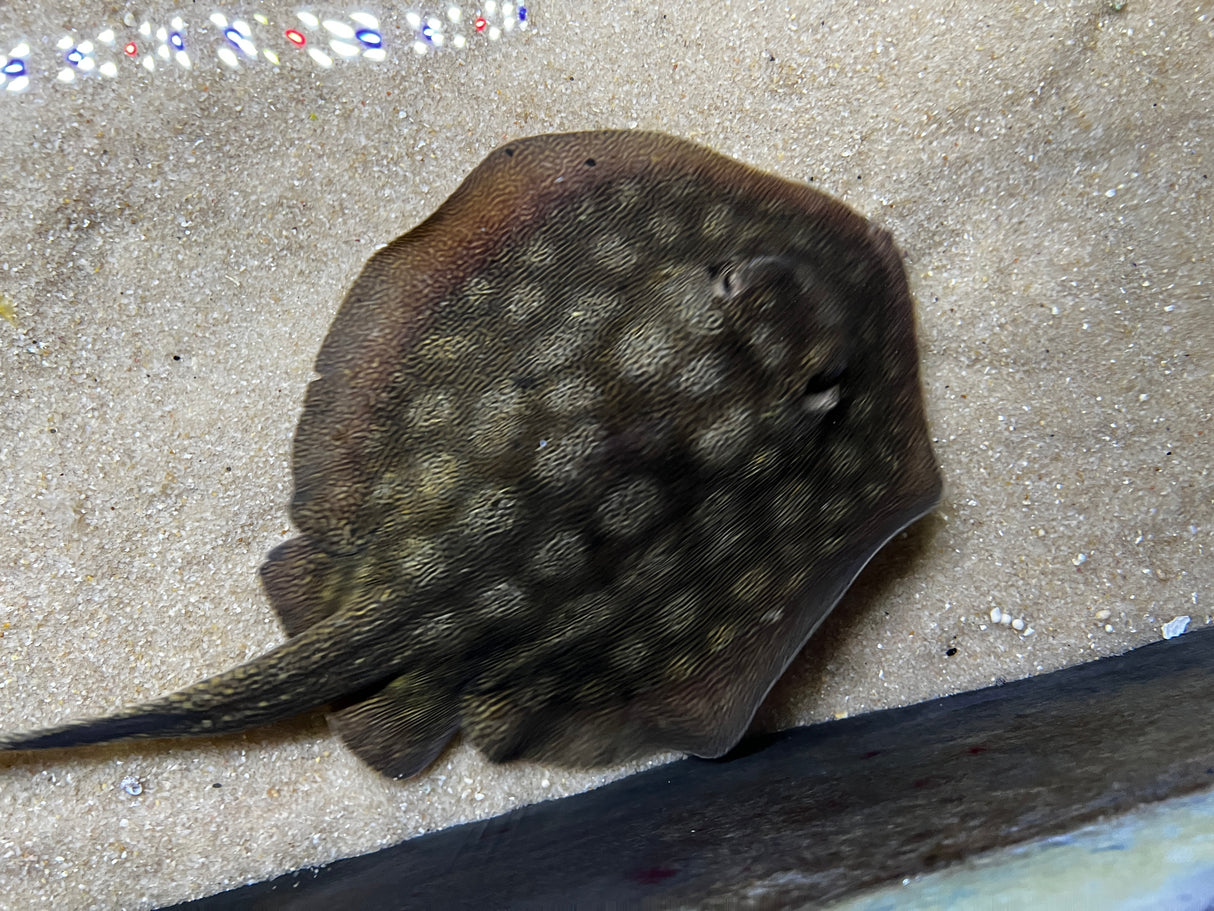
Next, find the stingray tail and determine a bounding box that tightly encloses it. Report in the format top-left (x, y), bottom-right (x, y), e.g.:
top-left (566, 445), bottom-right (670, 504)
top-left (0, 609), bottom-right (407, 752)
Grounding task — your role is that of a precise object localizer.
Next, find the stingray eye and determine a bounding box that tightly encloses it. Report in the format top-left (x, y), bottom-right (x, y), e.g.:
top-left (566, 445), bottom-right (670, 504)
top-left (708, 262), bottom-right (742, 300)
top-left (801, 362), bottom-right (846, 414)
top-left (704, 262), bottom-right (747, 301)
top-left (710, 256), bottom-right (795, 302)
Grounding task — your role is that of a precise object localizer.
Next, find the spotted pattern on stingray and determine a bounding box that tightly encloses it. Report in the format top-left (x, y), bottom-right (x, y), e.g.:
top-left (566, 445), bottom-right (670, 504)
top-left (0, 130), bottom-right (941, 779)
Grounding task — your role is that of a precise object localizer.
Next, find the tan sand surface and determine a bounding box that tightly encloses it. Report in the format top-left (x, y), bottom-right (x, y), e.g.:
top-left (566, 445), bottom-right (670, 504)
top-left (0, 2), bottom-right (1210, 907)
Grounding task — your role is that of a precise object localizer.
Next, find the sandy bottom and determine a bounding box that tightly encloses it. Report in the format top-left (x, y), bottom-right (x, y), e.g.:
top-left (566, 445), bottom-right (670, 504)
top-left (0, 1), bottom-right (1210, 907)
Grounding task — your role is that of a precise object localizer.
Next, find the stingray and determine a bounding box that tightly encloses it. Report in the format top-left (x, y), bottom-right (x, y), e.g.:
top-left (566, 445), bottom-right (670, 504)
top-left (0, 130), bottom-right (941, 778)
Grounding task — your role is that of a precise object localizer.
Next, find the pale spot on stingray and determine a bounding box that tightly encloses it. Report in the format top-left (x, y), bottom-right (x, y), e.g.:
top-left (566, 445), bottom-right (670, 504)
top-left (748, 323), bottom-right (790, 370)
top-left (706, 623), bottom-right (737, 655)
top-left (609, 177), bottom-right (646, 213)
top-left (467, 383), bottom-right (526, 460)
top-left (414, 332), bottom-right (476, 366)
top-left (647, 209), bottom-right (685, 244)
top-left (530, 529), bottom-right (588, 580)
top-left (615, 321), bottom-right (677, 380)
top-left (675, 353), bottom-right (728, 398)
top-left (761, 606), bottom-right (785, 626)
top-left (741, 446), bottom-right (782, 484)
top-left (620, 530), bottom-right (681, 593)
top-left (693, 405), bottom-right (756, 467)
top-left (665, 651), bottom-right (702, 682)
top-left (407, 388), bottom-right (456, 430)
top-left (677, 294), bottom-right (727, 336)
top-left (505, 282), bottom-right (548, 322)
top-left (818, 493), bottom-right (859, 528)
top-left (520, 235), bottom-right (560, 268)
top-left (475, 381), bottom-right (525, 419)
top-left (530, 324), bottom-right (590, 371)
top-left (394, 539), bottom-right (449, 589)
top-left (473, 580), bottom-right (530, 620)
top-left (694, 486), bottom-right (741, 526)
top-left (374, 456), bottom-right (460, 525)
top-left (701, 201), bottom-right (738, 239)
top-left (597, 476), bottom-right (663, 539)
top-left (463, 276), bottom-right (496, 300)
top-left (533, 422), bottom-right (604, 487)
top-left (733, 220), bottom-right (773, 249)
top-left (770, 479), bottom-right (818, 529)
top-left (826, 438), bottom-right (866, 481)
top-left (460, 489), bottom-right (519, 536)
top-left (819, 534), bottom-right (847, 558)
top-left (543, 374), bottom-right (602, 415)
top-left (657, 590), bottom-right (704, 634)
top-left (731, 566), bottom-right (774, 604)
top-left (611, 637), bottom-right (650, 672)
top-left (694, 489), bottom-right (749, 562)
top-left (655, 265), bottom-right (725, 336)
top-left (552, 591), bottom-right (618, 635)
top-left (414, 452), bottom-right (463, 506)
top-left (592, 234), bottom-right (640, 273)
top-left (562, 288), bottom-right (621, 325)
top-left (662, 174), bottom-right (711, 210)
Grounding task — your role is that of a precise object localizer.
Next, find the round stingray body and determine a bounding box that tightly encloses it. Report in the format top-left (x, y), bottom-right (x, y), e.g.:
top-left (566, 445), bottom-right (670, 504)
top-left (262, 130), bottom-right (942, 776)
top-left (0, 131), bottom-right (941, 781)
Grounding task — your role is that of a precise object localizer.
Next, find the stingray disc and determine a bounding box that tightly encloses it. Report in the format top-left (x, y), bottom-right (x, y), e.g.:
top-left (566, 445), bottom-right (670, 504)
top-left (1, 131), bottom-right (941, 779)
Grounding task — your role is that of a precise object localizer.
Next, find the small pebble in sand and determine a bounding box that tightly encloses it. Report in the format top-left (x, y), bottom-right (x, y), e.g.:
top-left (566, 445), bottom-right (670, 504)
top-left (1161, 616), bottom-right (1190, 640)
top-left (989, 607), bottom-right (1031, 635)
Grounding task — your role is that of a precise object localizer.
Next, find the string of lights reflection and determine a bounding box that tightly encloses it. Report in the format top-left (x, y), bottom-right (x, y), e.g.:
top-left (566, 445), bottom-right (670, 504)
top-left (0, 3), bottom-right (530, 94)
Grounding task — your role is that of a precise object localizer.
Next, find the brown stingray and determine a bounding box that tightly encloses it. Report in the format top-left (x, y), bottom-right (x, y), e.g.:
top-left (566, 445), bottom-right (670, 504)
top-left (0, 130), bottom-right (941, 779)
